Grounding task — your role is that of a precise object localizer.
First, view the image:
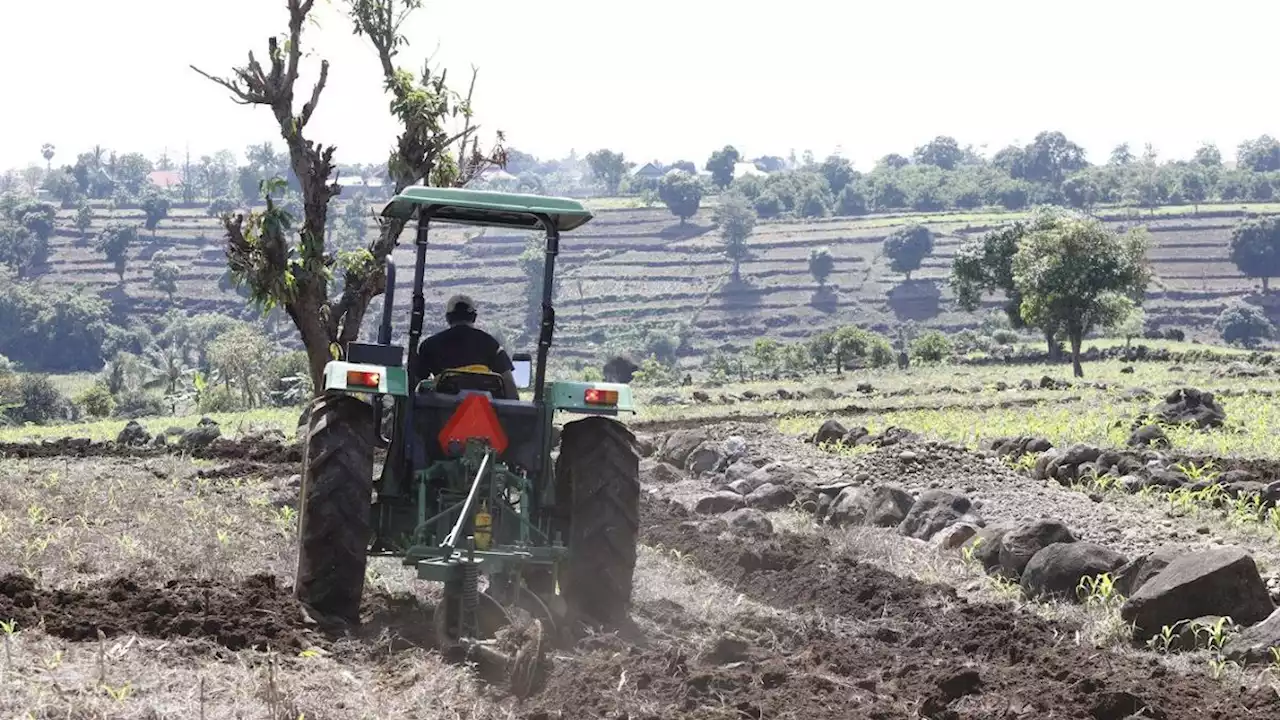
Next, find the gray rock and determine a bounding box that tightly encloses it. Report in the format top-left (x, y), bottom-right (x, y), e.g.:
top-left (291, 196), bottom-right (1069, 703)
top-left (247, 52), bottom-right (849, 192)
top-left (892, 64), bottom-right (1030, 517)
top-left (1223, 608), bottom-right (1280, 664)
top-left (1127, 425), bottom-right (1169, 449)
top-left (661, 428), bottom-right (709, 466)
top-left (635, 435), bottom-right (658, 457)
top-left (1120, 547), bottom-right (1275, 640)
top-left (811, 419), bottom-right (847, 445)
top-left (116, 420), bottom-right (151, 447)
top-left (826, 487), bottom-right (869, 527)
top-left (1059, 443), bottom-right (1102, 468)
top-left (725, 479), bottom-right (754, 496)
top-left (179, 417), bottom-right (221, 450)
top-left (719, 436), bottom-right (748, 463)
top-left (963, 526), bottom-right (1009, 574)
top-left (744, 463), bottom-right (816, 492)
top-left (1153, 387), bottom-right (1227, 430)
top-left (1033, 450), bottom-right (1062, 481)
top-left (685, 442), bottom-right (725, 474)
top-left (1021, 542), bottom-right (1128, 602)
top-left (724, 461), bottom-right (758, 483)
top-left (727, 508), bottom-right (773, 535)
top-left (865, 485), bottom-right (915, 528)
top-left (897, 490), bottom-right (974, 541)
top-left (934, 523), bottom-right (979, 551)
top-left (694, 492), bottom-right (745, 515)
top-left (641, 460), bottom-right (683, 485)
top-left (745, 483), bottom-right (796, 511)
top-left (998, 520), bottom-right (1077, 580)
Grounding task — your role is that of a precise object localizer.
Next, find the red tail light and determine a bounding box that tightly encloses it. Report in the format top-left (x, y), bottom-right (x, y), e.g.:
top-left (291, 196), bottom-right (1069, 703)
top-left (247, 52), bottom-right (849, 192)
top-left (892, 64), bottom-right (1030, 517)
top-left (346, 370), bottom-right (381, 388)
top-left (585, 388), bottom-right (619, 405)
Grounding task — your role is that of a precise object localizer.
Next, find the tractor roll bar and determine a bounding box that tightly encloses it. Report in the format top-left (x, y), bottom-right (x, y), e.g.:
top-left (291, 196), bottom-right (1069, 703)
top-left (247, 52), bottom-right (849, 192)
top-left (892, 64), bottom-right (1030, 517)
top-left (405, 206), bottom-right (433, 392)
top-left (532, 214), bottom-right (559, 404)
top-left (401, 208), bottom-right (560, 405)
top-left (378, 257), bottom-right (396, 345)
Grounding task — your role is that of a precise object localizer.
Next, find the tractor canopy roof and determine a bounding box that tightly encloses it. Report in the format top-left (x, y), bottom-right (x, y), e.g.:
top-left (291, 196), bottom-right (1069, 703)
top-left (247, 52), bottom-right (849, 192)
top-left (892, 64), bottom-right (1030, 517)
top-left (381, 186), bottom-right (594, 232)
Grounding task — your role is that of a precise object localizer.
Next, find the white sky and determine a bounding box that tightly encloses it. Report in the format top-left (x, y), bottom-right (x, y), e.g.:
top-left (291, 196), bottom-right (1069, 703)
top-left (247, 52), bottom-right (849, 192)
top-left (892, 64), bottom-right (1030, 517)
top-left (1, 0), bottom-right (1277, 171)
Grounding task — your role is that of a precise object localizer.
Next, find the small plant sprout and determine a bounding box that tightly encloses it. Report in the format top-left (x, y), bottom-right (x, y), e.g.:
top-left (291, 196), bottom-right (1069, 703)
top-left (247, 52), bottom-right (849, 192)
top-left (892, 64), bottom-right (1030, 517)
top-left (1077, 573), bottom-right (1122, 608)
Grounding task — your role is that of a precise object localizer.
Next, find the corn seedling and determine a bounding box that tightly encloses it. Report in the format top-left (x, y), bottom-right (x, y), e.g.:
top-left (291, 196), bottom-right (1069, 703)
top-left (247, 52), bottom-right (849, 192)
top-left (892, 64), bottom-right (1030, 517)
top-left (1, 619), bottom-right (16, 680)
top-left (1229, 493), bottom-right (1266, 526)
top-left (1208, 656), bottom-right (1239, 681)
top-left (1077, 573), bottom-right (1122, 608)
top-left (102, 682), bottom-right (133, 702)
top-left (1193, 616), bottom-right (1236, 653)
top-left (961, 537), bottom-right (984, 567)
top-left (1175, 459), bottom-right (1220, 484)
top-left (1146, 623), bottom-right (1179, 654)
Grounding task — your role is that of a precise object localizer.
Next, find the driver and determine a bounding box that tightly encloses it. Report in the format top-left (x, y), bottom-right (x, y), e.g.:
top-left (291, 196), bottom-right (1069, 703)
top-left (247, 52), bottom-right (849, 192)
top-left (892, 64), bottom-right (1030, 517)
top-left (416, 295), bottom-right (519, 399)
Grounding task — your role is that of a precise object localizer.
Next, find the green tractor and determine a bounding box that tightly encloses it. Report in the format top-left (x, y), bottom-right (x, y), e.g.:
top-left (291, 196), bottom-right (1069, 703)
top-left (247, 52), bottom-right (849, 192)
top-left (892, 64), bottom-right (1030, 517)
top-left (294, 187), bottom-right (640, 664)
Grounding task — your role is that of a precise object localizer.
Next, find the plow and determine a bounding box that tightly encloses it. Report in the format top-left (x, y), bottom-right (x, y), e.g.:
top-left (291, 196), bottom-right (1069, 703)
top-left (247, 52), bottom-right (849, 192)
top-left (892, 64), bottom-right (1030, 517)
top-left (293, 187), bottom-right (640, 693)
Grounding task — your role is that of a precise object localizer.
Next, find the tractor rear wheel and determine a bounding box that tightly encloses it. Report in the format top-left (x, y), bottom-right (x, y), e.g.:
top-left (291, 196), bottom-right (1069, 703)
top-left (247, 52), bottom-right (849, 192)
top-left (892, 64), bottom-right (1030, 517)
top-left (556, 416), bottom-right (639, 627)
top-left (295, 392), bottom-right (376, 626)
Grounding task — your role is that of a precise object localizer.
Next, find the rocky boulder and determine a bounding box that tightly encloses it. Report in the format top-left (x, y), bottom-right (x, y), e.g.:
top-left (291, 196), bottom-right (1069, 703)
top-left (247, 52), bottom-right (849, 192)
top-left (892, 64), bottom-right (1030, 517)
top-left (661, 428), bottom-right (709, 467)
top-left (685, 442), bottom-right (726, 474)
top-left (179, 417), bottom-right (221, 450)
top-left (1152, 387), bottom-right (1227, 430)
top-left (116, 420), bottom-right (151, 447)
top-left (695, 492), bottom-right (745, 515)
top-left (987, 435), bottom-right (1053, 459)
top-left (810, 419), bottom-right (847, 445)
top-left (1223, 608), bottom-right (1280, 664)
top-left (727, 508), bottom-right (773, 536)
top-left (1113, 545), bottom-right (1184, 598)
top-left (1120, 548), bottom-right (1274, 640)
top-left (997, 520), bottom-right (1077, 580)
top-left (1021, 542), bottom-right (1127, 602)
top-left (897, 490), bottom-right (978, 541)
top-left (826, 487), bottom-right (869, 527)
top-left (865, 485), bottom-right (915, 528)
top-left (745, 483), bottom-right (796, 511)
top-left (1127, 425), bottom-right (1169, 449)
top-left (962, 526), bottom-right (1008, 574)
top-left (641, 460), bottom-right (683, 485)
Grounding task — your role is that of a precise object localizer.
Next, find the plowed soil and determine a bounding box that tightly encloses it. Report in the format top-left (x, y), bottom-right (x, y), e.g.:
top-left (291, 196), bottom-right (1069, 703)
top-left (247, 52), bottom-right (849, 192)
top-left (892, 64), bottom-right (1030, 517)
top-left (0, 573), bottom-right (313, 651)
top-left (523, 496), bottom-right (1280, 719)
top-left (0, 436), bottom-right (302, 464)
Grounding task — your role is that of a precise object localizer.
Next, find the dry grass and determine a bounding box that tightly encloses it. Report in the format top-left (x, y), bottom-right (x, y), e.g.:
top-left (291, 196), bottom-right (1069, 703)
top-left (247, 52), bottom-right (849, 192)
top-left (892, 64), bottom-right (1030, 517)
top-left (0, 456), bottom-right (297, 585)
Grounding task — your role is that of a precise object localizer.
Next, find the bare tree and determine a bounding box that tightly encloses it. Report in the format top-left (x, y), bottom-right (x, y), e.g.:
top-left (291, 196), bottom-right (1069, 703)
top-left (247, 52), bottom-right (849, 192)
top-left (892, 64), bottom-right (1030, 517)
top-left (192, 0), bottom-right (504, 392)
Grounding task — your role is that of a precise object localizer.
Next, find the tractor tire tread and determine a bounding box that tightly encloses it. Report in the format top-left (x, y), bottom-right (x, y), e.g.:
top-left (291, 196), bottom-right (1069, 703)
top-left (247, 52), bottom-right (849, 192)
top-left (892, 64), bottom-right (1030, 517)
top-left (295, 393), bottom-right (376, 625)
top-left (557, 416), bottom-right (639, 627)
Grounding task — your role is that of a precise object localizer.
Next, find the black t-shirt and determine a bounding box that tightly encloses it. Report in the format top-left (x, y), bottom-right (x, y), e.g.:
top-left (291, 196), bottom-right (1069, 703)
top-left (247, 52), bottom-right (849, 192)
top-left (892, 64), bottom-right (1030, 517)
top-left (416, 324), bottom-right (514, 379)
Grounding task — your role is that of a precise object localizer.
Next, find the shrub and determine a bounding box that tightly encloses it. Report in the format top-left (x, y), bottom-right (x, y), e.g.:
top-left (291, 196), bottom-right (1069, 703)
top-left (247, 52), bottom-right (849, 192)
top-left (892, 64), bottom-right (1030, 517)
top-left (112, 389), bottom-right (167, 419)
top-left (630, 357), bottom-right (680, 387)
top-left (13, 374), bottom-right (73, 424)
top-left (200, 385), bottom-right (250, 413)
top-left (75, 382), bottom-right (115, 418)
top-left (1215, 301), bottom-right (1274, 347)
top-left (910, 330), bottom-right (953, 363)
top-left (866, 336), bottom-right (895, 368)
top-left (991, 329), bottom-right (1021, 345)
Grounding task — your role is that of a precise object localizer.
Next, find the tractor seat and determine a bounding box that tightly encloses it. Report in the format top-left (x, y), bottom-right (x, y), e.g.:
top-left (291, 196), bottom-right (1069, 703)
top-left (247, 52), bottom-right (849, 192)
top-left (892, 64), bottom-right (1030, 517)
top-left (432, 365), bottom-right (507, 396)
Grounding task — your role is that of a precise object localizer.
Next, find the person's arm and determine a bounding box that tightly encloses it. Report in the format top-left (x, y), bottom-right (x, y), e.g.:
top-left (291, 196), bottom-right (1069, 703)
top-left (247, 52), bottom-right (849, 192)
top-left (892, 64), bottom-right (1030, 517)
top-left (492, 343), bottom-right (519, 400)
top-left (500, 369), bottom-right (520, 400)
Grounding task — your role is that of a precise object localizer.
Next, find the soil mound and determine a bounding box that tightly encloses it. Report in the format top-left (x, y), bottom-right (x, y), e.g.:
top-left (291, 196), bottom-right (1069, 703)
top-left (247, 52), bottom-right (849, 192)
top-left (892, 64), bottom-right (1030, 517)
top-left (0, 436), bottom-right (302, 465)
top-left (0, 573), bottom-right (312, 651)
top-left (617, 496), bottom-right (1280, 720)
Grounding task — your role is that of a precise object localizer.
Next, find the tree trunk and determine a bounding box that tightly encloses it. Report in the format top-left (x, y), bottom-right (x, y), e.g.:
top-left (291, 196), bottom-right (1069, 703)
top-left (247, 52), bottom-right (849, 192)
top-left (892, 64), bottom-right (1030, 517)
top-left (288, 295), bottom-right (336, 395)
top-left (1265, 277), bottom-right (1271, 294)
top-left (1044, 328), bottom-right (1057, 361)
top-left (1070, 332), bottom-right (1084, 378)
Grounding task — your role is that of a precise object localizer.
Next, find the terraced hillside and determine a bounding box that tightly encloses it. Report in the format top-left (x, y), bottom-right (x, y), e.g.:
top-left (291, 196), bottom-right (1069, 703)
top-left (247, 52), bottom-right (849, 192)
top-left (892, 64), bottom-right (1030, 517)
top-left (48, 202), bottom-right (1280, 365)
